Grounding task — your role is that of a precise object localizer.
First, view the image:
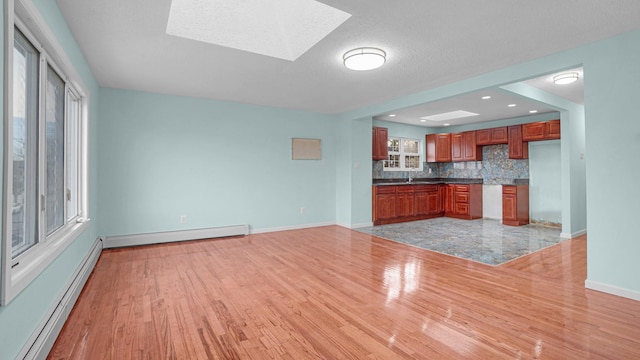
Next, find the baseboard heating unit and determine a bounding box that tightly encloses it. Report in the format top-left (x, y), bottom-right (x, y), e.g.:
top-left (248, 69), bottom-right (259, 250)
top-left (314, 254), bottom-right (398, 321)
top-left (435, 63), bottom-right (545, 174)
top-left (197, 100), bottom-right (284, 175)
top-left (103, 224), bottom-right (249, 249)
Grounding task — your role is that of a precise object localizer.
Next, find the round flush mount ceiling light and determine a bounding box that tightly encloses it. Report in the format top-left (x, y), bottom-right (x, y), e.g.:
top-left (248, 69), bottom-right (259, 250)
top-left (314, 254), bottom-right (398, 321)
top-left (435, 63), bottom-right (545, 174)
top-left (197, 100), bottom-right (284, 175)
top-left (553, 72), bottom-right (579, 85)
top-left (343, 47), bottom-right (386, 71)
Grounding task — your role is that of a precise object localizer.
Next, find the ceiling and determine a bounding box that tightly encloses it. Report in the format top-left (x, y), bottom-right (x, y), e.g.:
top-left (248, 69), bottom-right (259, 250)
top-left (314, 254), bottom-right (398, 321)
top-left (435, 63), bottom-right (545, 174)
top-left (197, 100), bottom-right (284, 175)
top-left (374, 67), bottom-right (584, 127)
top-left (57, 0), bottom-right (640, 116)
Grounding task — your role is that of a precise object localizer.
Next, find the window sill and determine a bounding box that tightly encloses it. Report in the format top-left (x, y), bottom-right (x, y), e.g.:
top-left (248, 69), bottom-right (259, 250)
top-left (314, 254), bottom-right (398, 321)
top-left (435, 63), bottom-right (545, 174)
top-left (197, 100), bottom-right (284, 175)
top-left (3, 220), bottom-right (91, 305)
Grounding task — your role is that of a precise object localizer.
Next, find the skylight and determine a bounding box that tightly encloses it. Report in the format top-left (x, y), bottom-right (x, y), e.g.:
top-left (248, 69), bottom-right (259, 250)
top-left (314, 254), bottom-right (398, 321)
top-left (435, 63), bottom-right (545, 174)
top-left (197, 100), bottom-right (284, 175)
top-left (166, 0), bottom-right (351, 61)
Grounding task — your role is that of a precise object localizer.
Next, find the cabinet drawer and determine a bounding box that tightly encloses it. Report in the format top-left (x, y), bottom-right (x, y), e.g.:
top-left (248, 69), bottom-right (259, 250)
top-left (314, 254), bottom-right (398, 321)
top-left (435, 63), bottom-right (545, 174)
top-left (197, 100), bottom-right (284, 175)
top-left (455, 203), bottom-right (469, 215)
top-left (455, 192), bottom-right (469, 203)
top-left (414, 184), bottom-right (438, 192)
top-left (396, 185), bottom-right (415, 193)
top-left (375, 185), bottom-right (397, 194)
top-left (502, 185), bottom-right (517, 194)
top-left (454, 185), bottom-right (469, 192)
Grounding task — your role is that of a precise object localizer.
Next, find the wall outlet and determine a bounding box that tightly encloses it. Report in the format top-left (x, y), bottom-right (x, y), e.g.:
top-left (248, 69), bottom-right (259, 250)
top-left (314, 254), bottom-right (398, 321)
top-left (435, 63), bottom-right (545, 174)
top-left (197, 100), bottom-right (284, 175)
top-left (180, 215), bottom-right (187, 224)
top-left (300, 207), bottom-right (305, 214)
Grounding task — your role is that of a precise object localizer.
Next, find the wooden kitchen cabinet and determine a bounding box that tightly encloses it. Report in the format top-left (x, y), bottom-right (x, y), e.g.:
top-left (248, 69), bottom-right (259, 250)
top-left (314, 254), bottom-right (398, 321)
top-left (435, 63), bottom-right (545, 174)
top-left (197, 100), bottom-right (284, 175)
top-left (522, 120), bottom-right (560, 141)
top-left (373, 185), bottom-right (397, 222)
top-left (372, 127), bottom-right (388, 161)
top-left (476, 127), bottom-right (508, 145)
top-left (502, 185), bottom-right (529, 226)
top-left (426, 134), bottom-right (452, 162)
top-left (508, 125), bottom-right (528, 159)
top-left (445, 184), bottom-right (483, 220)
top-left (396, 186), bottom-right (415, 218)
top-left (373, 184), bottom-right (444, 225)
top-left (451, 131), bottom-right (481, 162)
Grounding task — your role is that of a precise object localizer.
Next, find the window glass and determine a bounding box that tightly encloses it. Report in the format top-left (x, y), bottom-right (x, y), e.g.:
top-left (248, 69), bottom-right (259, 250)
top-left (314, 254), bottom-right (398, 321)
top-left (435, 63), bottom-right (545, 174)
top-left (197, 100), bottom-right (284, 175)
top-left (12, 29), bottom-right (39, 258)
top-left (45, 66), bottom-right (66, 235)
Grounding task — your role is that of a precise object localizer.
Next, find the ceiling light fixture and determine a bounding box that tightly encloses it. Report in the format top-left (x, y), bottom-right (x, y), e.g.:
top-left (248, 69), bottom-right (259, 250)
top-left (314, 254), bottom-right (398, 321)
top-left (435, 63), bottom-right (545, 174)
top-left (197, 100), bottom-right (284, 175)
top-left (443, 123), bottom-right (450, 126)
top-left (508, 104), bottom-right (517, 107)
top-left (481, 96), bottom-right (491, 100)
top-left (420, 119), bottom-right (427, 122)
top-left (389, 114), bottom-right (396, 117)
top-left (343, 47), bottom-right (386, 71)
top-left (553, 72), bottom-right (579, 85)
top-left (529, 110), bottom-right (538, 114)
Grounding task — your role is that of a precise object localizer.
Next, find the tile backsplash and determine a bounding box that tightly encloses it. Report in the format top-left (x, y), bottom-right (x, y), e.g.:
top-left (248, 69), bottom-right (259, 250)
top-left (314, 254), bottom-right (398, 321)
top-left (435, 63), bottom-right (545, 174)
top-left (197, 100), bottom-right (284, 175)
top-left (373, 144), bottom-right (529, 185)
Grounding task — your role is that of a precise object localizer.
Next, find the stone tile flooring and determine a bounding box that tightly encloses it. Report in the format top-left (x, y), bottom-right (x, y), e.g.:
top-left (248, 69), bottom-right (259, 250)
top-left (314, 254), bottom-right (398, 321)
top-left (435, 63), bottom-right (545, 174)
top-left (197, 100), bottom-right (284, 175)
top-left (355, 218), bottom-right (564, 266)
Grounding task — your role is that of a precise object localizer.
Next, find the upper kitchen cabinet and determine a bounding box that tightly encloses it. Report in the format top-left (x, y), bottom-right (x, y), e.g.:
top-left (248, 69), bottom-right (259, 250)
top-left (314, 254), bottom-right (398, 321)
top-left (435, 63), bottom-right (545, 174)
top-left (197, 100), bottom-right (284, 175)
top-left (372, 127), bottom-right (388, 160)
top-left (451, 131), bottom-right (481, 162)
top-left (476, 127), bottom-right (508, 145)
top-left (522, 119), bottom-right (561, 141)
top-left (426, 133), bottom-right (452, 162)
top-left (508, 125), bottom-right (528, 159)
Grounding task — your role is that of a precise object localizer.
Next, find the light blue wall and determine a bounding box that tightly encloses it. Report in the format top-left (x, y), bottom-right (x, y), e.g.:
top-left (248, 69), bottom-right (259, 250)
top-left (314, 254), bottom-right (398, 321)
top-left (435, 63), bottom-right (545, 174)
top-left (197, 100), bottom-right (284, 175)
top-left (529, 141), bottom-right (562, 224)
top-left (583, 30), bottom-right (640, 293)
top-left (98, 89), bottom-right (337, 235)
top-left (0, 1), bottom-right (100, 359)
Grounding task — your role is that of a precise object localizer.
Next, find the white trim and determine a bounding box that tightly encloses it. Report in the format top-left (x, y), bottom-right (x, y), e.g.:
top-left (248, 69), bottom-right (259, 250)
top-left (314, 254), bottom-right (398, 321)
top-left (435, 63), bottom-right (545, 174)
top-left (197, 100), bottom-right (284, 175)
top-left (560, 228), bottom-right (586, 239)
top-left (17, 237), bottom-right (102, 360)
top-left (249, 221), bottom-right (335, 234)
top-left (103, 225), bottom-right (249, 249)
top-left (340, 222), bottom-right (374, 229)
top-left (585, 279), bottom-right (640, 302)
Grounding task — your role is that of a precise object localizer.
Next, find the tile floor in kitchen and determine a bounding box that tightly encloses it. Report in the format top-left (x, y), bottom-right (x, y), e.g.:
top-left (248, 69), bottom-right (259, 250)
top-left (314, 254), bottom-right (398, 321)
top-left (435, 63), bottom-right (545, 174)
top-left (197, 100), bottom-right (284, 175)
top-left (355, 217), bottom-right (564, 266)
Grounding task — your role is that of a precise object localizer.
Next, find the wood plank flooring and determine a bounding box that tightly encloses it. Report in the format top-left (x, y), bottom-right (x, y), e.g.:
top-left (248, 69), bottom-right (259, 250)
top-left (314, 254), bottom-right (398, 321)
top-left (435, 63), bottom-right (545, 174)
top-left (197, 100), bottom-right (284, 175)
top-left (48, 227), bottom-right (640, 359)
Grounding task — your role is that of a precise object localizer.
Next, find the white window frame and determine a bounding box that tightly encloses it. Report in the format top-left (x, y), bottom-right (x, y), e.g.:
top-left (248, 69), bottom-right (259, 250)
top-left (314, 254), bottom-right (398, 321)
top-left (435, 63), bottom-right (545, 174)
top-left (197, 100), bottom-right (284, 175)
top-left (383, 137), bottom-right (424, 171)
top-left (1, 0), bottom-right (91, 305)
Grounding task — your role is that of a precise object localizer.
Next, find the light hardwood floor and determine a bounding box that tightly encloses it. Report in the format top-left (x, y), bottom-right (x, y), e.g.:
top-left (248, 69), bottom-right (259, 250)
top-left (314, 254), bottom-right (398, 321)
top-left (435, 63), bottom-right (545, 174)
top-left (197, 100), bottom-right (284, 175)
top-left (48, 226), bottom-right (640, 359)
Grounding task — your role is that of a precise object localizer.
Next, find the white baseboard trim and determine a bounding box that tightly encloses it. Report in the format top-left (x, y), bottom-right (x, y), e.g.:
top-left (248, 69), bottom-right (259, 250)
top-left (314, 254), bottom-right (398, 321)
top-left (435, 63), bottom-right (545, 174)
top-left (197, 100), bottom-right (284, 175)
top-left (103, 225), bottom-right (249, 248)
top-left (18, 237), bottom-right (102, 360)
top-left (250, 222), bottom-right (335, 234)
top-left (561, 228), bottom-right (587, 239)
top-left (344, 222), bottom-right (374, 229)
top-left (585, 280), bottom-right (640, 301)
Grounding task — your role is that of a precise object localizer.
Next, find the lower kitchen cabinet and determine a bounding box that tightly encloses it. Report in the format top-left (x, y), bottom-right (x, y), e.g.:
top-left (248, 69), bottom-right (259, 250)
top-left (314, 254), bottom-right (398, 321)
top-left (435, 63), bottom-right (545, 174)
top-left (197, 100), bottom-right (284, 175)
top-left (502, 185), bottom-right (529, 226)
top-left (373, 183), bottom-right (481, 225)
top-left (444, 184), bottom-right (483, 220)
top-left (373, 184), bottom-right (444, 225)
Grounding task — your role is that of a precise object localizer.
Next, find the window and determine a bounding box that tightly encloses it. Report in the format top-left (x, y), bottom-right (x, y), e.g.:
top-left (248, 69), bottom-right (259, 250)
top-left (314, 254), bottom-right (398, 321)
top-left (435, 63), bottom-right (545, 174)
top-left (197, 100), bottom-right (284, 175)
top-left (383, 137), bottom-right (423, 171)
top-left (2, 17), bottom-right (89, 305)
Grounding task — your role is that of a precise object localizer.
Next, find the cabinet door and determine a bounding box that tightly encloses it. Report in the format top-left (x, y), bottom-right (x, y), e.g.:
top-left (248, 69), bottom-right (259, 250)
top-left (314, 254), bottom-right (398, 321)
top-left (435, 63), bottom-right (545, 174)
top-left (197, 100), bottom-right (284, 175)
top-left (445, 185), bottom-right (455, 214)
top-left (375, 194), bottom-right (397, 220)
top-left (451, 133), bottom-right (464, 162)
top-left (436, 134), bottom-right (452, 162)
top-left (396, 193), bottom-right (415, 218)
top-left (427, 191), bottom-right (440, 215)
top-left (476, 129), bottom-right (491, 145)
top-left (508, 125), bottom-right (528, 159)
top-left (546, 120), bottom-right (561, 139)
top-left (502, 194), bottom-right (517, 222)
top-left (438, 185), bottom-right (446, 213)
top-left (462, 131), bottom-right (480, 161)
top-left (455, 203), bottom-right (469, 216)
top-left (372, 127), bottom-right (388, 160)
top-left (491, 127), bottom-right (508, 143)
top-left (415, 192), bottom-right (430, 216)
top-left (522, 122), bottom-right (546, 141)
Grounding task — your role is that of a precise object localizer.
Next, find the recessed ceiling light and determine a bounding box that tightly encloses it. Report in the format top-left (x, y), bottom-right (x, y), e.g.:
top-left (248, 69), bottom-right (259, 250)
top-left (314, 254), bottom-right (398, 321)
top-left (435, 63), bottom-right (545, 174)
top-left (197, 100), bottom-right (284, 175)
top-left (389, 114), bottom-right (396, 117)
top-left (529, 110), bottom-right (538, 114)
top-left (443, 123), bottom-right (450, 126)
top-left (166, 0), bottom-right (351, 61)
top-left (420, 119), bottom-right (427, 122)
top-left (421, 110), bottom-right (479, 122)
top-left (343, 47), bottom-right (386, 71)
top-left (481, 96), bottom-right (491, 100)
top-left (508, 104), bottom-right (517, 107)
top-left (553, 72), bottom-right (580, 85)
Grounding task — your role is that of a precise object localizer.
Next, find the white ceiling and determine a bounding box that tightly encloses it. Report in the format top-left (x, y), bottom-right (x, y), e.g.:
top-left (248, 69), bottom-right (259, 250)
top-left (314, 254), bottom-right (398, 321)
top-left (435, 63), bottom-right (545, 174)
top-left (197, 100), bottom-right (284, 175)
top-left (57, 0), bottom-right (640, 115)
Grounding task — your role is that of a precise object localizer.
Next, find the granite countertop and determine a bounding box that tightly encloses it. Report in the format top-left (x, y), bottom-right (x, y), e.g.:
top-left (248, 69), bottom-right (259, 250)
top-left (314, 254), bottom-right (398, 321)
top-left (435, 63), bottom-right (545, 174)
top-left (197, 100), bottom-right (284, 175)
top-left (373, 178), bottom-right (483, 186)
